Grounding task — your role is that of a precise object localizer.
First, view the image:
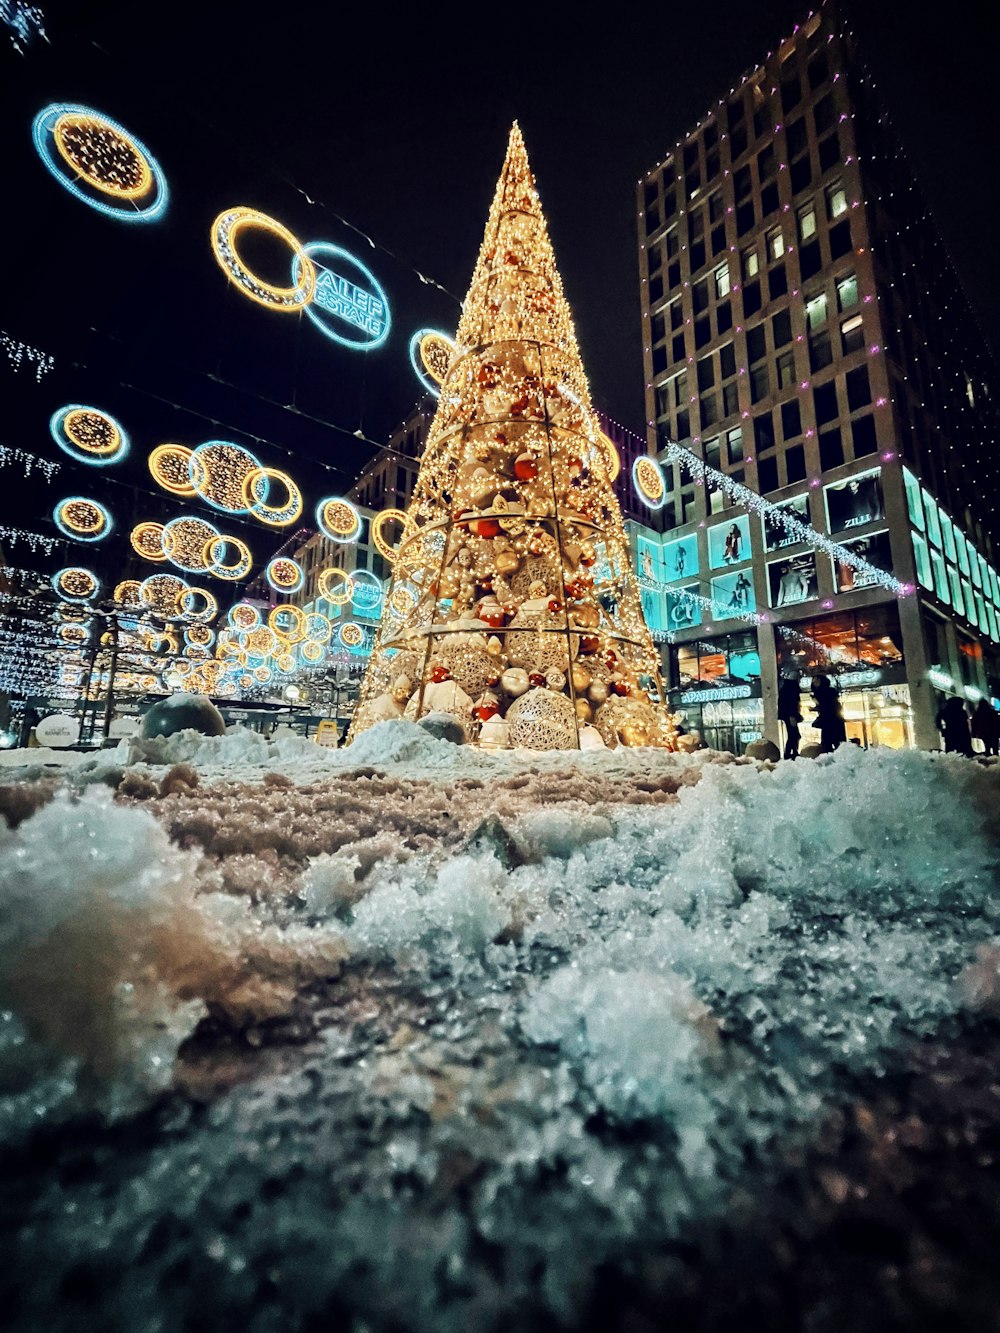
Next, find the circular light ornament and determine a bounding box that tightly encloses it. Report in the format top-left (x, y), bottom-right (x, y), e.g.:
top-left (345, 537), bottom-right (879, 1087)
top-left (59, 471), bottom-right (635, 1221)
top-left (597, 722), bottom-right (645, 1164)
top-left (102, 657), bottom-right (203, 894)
top-left (52, 566), bottom-right (98, 602)
top-left (274, 652), bottom-right (296, 675)
top-left (243, 467), bottom-right (302, 526)
top-left (178, 586), bottom-right (218, 622)
top-left (317, 567), bottom-right (354, 605)
top-left (114, 579), bottom-right (143, 606)
top-left (268, 603), bottom-right (307, 643)
top-left (54, 496), bottom-right (112, 542)
top-left (189, 441), bottom-right (265, 514)
top-left (184, 643), bottom-right (210, 661)
top-left (387, 581), bottom-right (419, 616)
top-left (316, 497), bottom-right (362, 544)
top-left (139, 573), bottom-right (187, 619)
top-left (253, 665), bottom-right (272, 685)
top-left (371, 508), bottom-right (406, 564)
top-left (293, 241), bottom-right (391, 349)
top-left (228, 603), bottom-right (260, 631)
top-left (595, 431), bottom-right (621, 484)
top-left (350, 569), bottom-right (384, 614)
top-left (338, 622), bottom-right (365, 649)
top-left (130, 521), bottom-right (168, 563)
top-left (162, 516), bottom-right (219, 572)
top-left (50, 404), bottom-right (129, 465)
top-left (632, 455), bottom-right (667, 510)
top-left (204, 535), bottom-right (252, 580)
top-left (300, 639), bottom-right (324, 664)
top-left (149, 444), bottom-right (196, 496)
top-left (265, 556), bottom-right (304, 593)
top-left (304, 612), bottom-right (331, 643)
top-left (409, 328), bottom-right (455, 397)
top-left (211, 207), bottom-right (315, 311)
top-left (245, 625), bottom-right (276, 656)
top-left (185, 623), bottom-right (215, 647)
top-left (32, 103), bottom-right (168, 222)
top-left (59, 621), bottom-right (91, 645)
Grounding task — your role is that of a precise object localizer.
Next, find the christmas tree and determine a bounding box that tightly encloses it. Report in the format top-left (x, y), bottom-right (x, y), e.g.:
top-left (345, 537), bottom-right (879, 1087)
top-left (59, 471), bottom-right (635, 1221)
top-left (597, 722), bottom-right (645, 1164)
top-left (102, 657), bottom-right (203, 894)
top-left (350, 125), bottom-right (677, 751)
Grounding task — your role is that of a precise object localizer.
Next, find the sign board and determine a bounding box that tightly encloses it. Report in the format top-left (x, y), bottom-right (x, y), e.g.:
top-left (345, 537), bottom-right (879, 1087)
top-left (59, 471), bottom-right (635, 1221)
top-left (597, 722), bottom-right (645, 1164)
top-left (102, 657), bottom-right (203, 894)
top-left (315, 719), bottom-right (340, 748)
top-left (35, 713), bottom-right (80, 748)
top-left (108, 716), bottom-right (141, 739)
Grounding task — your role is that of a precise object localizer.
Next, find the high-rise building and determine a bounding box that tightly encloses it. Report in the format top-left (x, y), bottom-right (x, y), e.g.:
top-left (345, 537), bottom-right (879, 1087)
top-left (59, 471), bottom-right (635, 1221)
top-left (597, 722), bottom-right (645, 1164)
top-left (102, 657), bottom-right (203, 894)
top-left (634, 3), bottom-right (1000, 755)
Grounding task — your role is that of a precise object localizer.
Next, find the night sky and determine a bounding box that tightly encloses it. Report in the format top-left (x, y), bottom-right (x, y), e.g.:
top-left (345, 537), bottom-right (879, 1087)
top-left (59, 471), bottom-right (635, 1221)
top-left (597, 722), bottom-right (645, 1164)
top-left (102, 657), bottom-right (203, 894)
top-left (3, 0), bottom-right (997, 591)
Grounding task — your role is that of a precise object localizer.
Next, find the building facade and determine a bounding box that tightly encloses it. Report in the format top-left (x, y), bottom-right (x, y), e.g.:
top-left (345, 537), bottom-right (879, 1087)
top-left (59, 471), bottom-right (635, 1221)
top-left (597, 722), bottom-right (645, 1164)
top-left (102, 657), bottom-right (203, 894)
top-left (635, 4), bottom-right (1000, 754)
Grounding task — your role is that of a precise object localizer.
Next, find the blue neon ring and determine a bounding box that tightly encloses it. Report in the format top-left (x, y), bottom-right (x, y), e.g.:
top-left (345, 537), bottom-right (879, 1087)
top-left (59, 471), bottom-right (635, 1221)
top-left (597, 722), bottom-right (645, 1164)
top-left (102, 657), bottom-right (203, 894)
top-left (32, 103), bottom-right (168, 223)
top-left (294, 241), bottom-right (391, 349)
top-left (49, 404), bottom-right (130, 466)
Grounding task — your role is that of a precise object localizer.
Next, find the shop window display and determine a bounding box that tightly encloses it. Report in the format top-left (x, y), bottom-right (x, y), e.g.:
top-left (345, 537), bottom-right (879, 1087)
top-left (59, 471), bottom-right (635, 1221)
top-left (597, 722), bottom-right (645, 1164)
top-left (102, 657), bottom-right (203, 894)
top-left (708, 513), bottom-right (751, 567)
top-left (833, 530), bottom-right (892, 592)
top-left (824, 468), bottom-right (884, 533)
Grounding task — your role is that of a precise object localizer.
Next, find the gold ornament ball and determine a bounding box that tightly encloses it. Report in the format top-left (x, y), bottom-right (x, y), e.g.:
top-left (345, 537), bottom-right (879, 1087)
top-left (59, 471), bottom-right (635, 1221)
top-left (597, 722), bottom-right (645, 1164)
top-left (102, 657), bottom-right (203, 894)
top-left (575, 698), bottom-right (593, 723)
top-left (501, 667), bottom-right (530, 697)
top-left (588, 680), bottom-right (609, 706)
top-left (495, 550), bottom-right (521, 578)
top-left (571, 663), bottom-right (591, 693)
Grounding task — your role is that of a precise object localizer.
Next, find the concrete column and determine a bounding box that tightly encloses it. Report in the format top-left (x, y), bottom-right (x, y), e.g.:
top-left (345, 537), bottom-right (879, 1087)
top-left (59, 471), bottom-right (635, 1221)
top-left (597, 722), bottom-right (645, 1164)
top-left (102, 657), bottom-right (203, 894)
top-left (758, 620), bottom-right (780, 749)
top-left (896, 594), bottom-right (938, 749)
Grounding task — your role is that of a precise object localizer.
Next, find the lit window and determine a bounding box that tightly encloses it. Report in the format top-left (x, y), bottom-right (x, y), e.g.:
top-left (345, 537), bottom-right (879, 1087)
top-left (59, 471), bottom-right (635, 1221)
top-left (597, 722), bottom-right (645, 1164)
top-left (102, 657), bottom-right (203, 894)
top-left (837, 273), bottom-right (859, 310)
top-left (714, 262), bottom-right (731, 298)
top-left (806, 292), bottom-right (827, 329)
top-left (826, 184), bottom-right (848, 219)
top-left (743, 246), bottom-right (760, 279)
top-left (767, 227), bottom-right (785, 261)
top-left (841, 313), bottom-right (864, 355)
top-left (798, 204), bottom-right (817, 241)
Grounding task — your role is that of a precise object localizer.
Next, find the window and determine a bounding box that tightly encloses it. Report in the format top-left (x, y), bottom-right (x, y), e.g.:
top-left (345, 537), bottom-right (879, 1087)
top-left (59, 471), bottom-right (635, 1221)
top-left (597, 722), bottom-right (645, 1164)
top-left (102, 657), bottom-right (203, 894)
top-left (826, 183), bottom-right (848, 219)
top-left (645, 199), bottom-right (662, 232)
top-left (798, 203), bottom-right (817, 241)
top-left (799, 240), bottom-right (822, 280)
top-left (652, 345), bottom-right (668, 376)
top-left (711, 223), bottom-right (727, 256)
top-left (743, 246), bottom-right (760, 279)
top-left (727, 426), bottom-right (744, 464)
top-left (776, 349), bottom-right (796, 389)
top-left (652, 312), bottom-right (667, 344)
top-left (814, 381), bottom-right (839, 426)
top-left (807, 50), bottom-right (829, 89)
top-left (743, 280), bottom-right (761, 316)
top-left (719, 342), bottom-right (736, 379)
top-left (694, 316), bottom-right (711, 348)
top-left (786, 444), bottom-right (807, 483)
top-left (717, 301), bottom-right (733, 334)
top-left (693, 277), bottom-right (709, 313)
top-left (731, 124), bottom-right (748, 158)
top-left (736, 201), bottom-right (756, 235)
top-left (722, 381), bottom-right (740, 416)
top-left (814, 93), bottom-right (836, 135)
top-left (829, 218), bottom-right (852, 259)
top-left (697, 354), bottom-right (715, 390)
top-left (786, 118), bottom-right (808, 160)
top-left (747, 324), bottom-right (767, 364)
top-left (672, 331), bottom-right (685, 362)
top-left (819, 427), bottom-right (844, 471)
top-left (648, 241), bottom-right (663, 273)
top-left (781, 400), bottom-right (802, 439)
top-left (818, 131), bottom-right (841, 172)
top-left (758, 143), bottom-right (776, 181)
top-left (663, 188), bottom-right (676, 219)
top-left (841, 314), bottom-right (864, 355)
top-left (754, 412), bottom-right (775, 450)
top-left (782, 74), bottom-right (802, 113)
top-left (809, 329), bottom-right (833, 372)
top-left (714, 262), bottom-right (731, 299)
top-left (705, 122), bottom-right (718, 150)
top-left (709, 190), bottom-right (724, 223)
top-left (676, 409), bottom-right (690, 438)
top-left (669, 297), bottom-right (684, 330)
top-left (760, 182), bottom-right (780, 218)
top-left (846, 366), bottom-right (872, 411)
top-left (666, 225), bottom-right (680, 258)
top-left (790, 156), bottom-right (813, 195)
top-left (769, 264), bottom-right (788, 298)
top-left (767, 226), bottom-right (785, 261)
top-left (690, 240), bottom-right (706, 271)
top-left (689, 206), bottom-right (705, 240)
top-left (806, 292), bottom-right (828, 330)
top-left (852, 414), bottom-right (878, 457)
top-left (758, 455), bottom-right (780, 492)
top-left (773, 308), bottom-right (792, 348)
top-left (837, 273), bottom-right (859, 310)
top-left (734, 164), bottom-right (752, 200)
top-left (751, 363), bottom-right (770, 402)
top-left (672, 370), bottom-right (688, 406)
top-left (700, 392), bottom-right (719, 426)
top-left (683, 142), bottom-right (698, 170)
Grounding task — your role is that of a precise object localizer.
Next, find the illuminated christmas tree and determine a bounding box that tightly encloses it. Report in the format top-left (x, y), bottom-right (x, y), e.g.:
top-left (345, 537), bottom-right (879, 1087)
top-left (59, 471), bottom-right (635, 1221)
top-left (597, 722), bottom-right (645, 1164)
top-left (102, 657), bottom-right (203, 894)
top-left (350, 124), bottom-right (677, 750)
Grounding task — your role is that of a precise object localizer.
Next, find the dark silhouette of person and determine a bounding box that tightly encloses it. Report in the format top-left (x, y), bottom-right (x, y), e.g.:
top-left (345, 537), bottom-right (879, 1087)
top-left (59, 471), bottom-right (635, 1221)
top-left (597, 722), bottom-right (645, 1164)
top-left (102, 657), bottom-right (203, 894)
top-left (777, 674), bottom-right (802, 760)
top-left (811, 674), bottom-right (847, 753)
top-left (971, 698), bottom-right (1000, 756)
top-left (936, 695), bottom-right (974, 756)
top-left (724, 523), bottom-right (742, 563)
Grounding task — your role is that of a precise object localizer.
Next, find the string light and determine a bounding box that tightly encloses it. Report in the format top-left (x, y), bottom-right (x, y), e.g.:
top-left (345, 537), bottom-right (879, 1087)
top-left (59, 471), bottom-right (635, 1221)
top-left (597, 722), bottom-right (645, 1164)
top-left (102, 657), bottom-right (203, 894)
top-left (243, 466), bottom-right (302, 526)
top-left (162, 515), bottom-right (219, 572)
top-left (114, 580), bottom-right (143, 605)
top-left (139, 573), bottom-right (187, 619)
top-left (211, 207), bottom-right (315, 310)
top-left (317, 567), bottom-right (354, 604)
top-left (189, 440), bottom-right (265, 513)
top-left (0, 445), bottom-right (58, 479)
top-left (1, 328), bottom-right (54, 381)
top-left (130, 521), bottom-right (168, 562)
top-left (265, 556), bottom-right (305, 593)
top-left (32, 103), bottom-right (168, 222)
top-left (53, 496), bottom-right (112, 542)
top-left (338, 622), bottom-right (365, 649)
top-left (52, 567), bottom-right (98, 602)
top-left (149, 443), bottom-right (196, 496)
top-left (228, 603), bottom-right (260, 631)
top-left (316, 497), bottom-right (362, 543)
top-left (409, 328), bottom-right (455, 397)
top-left (204, 534), bottom-right (252, 580)
top-left (370, 507), bottom-right (406, 563)
top-left (177, 587), bottom-right (218, 622)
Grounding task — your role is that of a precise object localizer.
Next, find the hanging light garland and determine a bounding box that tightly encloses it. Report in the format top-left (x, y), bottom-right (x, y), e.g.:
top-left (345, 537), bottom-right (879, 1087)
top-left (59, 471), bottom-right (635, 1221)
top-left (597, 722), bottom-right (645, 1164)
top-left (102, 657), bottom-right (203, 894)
top-left (0, 524), bottom-right (61, 554)
top-left (1, 329), bottom-right (54, 381)
top-left (0, 445), bottom-right (59, 480)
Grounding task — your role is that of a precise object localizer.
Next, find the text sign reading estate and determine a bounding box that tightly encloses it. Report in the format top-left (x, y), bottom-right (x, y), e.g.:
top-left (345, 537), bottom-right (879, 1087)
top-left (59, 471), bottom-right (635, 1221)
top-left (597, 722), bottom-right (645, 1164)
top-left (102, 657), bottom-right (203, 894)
top-left (295, 242), bottom-right (392, 350)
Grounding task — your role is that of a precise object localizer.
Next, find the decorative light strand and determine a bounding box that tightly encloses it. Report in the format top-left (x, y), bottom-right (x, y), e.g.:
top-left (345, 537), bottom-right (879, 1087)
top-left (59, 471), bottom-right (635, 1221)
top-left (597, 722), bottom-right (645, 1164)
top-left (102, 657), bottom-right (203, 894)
top-left (0, 444), bottom-right (58, 479)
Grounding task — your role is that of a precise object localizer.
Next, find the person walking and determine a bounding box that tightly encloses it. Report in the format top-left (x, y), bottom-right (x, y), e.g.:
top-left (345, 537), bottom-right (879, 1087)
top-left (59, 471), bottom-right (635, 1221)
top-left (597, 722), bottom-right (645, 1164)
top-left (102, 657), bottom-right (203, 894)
top-left (777, 673), bottom-right (802, 760)
top-left (811, 674), bottom-right (847, 754)
top-left (971, 698), bottom-right (1000, 756)
top-left (936, 695), bottom-right (974, 756)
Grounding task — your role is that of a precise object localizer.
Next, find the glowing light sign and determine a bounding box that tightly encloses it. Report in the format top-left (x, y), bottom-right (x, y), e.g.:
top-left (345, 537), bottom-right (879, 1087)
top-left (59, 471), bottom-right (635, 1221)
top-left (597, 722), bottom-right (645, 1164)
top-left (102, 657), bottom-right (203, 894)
top-left (32, 104), bottom-right (168, 222)
top-left (294, 242), bottom-right (390, 348)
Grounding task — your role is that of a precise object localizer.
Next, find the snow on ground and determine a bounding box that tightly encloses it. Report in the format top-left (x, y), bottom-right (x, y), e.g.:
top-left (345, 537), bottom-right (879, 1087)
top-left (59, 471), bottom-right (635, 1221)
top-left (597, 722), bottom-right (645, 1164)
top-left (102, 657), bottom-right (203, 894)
top-left (2, 723), bottom-right (1000, 1329)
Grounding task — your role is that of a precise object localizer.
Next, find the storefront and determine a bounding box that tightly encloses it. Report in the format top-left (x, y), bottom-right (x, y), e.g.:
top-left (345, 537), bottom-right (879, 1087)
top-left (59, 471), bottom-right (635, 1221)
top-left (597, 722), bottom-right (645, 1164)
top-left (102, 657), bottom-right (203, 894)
top-left (778, 604), bottom-right (913, 749)
top-left (669, 629), bottom-right (764, 754)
